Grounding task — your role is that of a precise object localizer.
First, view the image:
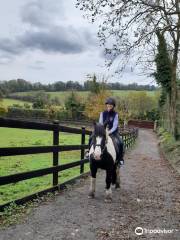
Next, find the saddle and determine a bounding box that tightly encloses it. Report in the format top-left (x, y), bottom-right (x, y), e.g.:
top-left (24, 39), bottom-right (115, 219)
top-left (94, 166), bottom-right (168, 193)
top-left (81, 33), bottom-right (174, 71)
top-left (109, 134), bottom-right (121, 161)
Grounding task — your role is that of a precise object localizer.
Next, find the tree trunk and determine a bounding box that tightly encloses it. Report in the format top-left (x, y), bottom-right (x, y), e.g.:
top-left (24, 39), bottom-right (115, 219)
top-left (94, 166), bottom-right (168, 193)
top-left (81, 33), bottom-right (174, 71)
top-left (170, 66), bottom-right (178, 139)
top-left (177, 86), bottom-right (180, 140)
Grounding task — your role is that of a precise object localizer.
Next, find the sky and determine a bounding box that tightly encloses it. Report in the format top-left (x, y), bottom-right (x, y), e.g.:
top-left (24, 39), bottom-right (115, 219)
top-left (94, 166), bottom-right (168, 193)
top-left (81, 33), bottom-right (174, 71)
top-left (0, 0), bottom-right (155, 85)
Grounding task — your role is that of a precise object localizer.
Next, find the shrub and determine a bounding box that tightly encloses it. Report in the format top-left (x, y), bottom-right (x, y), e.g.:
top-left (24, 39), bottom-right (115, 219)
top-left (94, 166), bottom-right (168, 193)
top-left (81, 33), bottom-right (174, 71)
top-left (7, 107), bottom-right (48, 119)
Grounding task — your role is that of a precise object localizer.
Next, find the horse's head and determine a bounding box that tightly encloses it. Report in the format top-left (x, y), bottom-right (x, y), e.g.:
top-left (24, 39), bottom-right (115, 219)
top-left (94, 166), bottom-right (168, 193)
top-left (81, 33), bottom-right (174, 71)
top-left (91, 122), bottom-right (107, 160)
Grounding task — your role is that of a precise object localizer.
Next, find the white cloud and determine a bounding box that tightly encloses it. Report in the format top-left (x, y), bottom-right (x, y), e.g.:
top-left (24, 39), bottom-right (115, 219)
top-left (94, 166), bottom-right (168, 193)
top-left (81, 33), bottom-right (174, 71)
top-left (0, 0), bottom-right (153, 84)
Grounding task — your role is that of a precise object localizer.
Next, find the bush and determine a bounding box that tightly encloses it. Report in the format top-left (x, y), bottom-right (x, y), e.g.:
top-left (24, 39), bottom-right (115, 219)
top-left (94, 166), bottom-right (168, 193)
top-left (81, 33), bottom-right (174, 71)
top-left (7, 107), bottom-right (48, 119)
top-left (157, 127), bottom-right (176, 146)
top-left (56, 110), bottom-right (69, 120)
top-left (33, 99), bottom-right (45, 109)
top-left (157, 127), bottom-right (180, 174)
top-left (6, 106), bottom-right (73, 121)
top-left (0, 106), bottom-right (7, 116)
top-left (146, 109), bottom-right (160, 121)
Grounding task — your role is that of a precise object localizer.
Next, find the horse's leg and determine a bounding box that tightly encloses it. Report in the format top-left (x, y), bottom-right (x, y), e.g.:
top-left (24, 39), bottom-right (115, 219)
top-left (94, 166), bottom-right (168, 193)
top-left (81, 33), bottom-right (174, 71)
top-left (88, 163), bottom-right (97, 198)
top-left (112, 164), bottom-right (117, 185)
top-left (115, 165), bottom-right (120, 189)
top-left (105, 168), bottom-right (113, 201)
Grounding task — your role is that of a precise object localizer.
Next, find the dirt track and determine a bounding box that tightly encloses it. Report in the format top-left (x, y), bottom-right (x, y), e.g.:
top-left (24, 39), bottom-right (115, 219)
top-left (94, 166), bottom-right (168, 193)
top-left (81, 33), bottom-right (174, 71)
top-left (0, 129), bottom-right (179, 240)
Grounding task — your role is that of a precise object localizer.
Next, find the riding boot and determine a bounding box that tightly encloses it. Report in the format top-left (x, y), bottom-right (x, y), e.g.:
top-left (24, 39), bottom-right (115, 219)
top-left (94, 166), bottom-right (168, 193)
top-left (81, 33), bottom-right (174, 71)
top-left (114, 133), bottom-right (124, 166)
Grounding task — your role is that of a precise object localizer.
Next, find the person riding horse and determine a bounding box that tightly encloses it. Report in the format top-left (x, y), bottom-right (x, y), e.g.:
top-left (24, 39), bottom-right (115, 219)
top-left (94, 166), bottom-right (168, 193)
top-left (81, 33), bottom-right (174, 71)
top-left (88, 97), bottom-right (124, 166)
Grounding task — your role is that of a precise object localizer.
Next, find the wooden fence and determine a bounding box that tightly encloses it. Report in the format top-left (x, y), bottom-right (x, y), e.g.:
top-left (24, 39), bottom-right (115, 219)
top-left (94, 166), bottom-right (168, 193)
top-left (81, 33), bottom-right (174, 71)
top-left (128, 120), bottom-right (154, 129)
top-left (0, 118), bottom-right (138, 211)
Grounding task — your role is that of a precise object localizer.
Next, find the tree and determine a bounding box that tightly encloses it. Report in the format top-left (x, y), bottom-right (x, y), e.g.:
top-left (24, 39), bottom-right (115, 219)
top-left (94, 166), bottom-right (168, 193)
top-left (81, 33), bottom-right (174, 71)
top-left (153, 31), bottom-right (180, 138)
top-left (154, 31), bottom-right (172, 93)
top-left (116, 91), bottom-right (159, 121)
top-left (0, 90), bottom-right (3, 100)
top-left (32, 91), bottom-right (51, 109)
top-left (85, 88), bottom-right (111, 120)
top-left (86, 74), bottom-right (101, 94)
top-left (153, 31), bottom-right (172, 131)
top-left (77, 0), bottom-right (180, 138)
top-left (153, 31), bottom-right (171, 107)
top-left (65, 91), bottom-right (85, 119)
top-left (116, 96), bottom-right (131, 126)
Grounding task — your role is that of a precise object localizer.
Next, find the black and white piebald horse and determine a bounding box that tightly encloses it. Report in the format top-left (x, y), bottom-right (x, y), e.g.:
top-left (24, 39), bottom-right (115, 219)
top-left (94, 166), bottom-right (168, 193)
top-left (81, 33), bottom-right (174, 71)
top-left (88, 122), bottom-right (121, 201)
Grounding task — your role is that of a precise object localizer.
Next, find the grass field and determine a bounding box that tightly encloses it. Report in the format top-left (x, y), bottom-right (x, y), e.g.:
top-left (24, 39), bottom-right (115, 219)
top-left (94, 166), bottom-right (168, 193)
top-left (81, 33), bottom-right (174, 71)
top-left (0, 127), bottom-right (89, 205)
top-left (112, 90), bottom-right (158, 97)
top-left (2, 98), bottom-right (32, 108)
top-left (9, 90), bottom-right (159, 103)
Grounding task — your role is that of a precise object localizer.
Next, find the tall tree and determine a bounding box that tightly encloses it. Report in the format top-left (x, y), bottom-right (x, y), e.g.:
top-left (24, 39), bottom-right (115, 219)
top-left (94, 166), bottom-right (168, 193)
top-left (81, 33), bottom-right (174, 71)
top-left (154, 31), bottom-right (172, 94)
top-left (65, 91), bottom-right (85, 119)
top-left (153, 31), bottom-right (173, 132)
top-left (86, 74), bottom-right (101, 94)
top-left (77, 0), bottom-right (180, 138)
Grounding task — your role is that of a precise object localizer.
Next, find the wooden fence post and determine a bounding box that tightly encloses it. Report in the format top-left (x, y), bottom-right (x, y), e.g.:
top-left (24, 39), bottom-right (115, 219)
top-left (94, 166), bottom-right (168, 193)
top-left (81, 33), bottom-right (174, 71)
top-left (125, 134), bottom-right (127, 149)
top-left (53, 120), bottom-right (59, 186)
top-left (80, 127), bottom-right (86, 174)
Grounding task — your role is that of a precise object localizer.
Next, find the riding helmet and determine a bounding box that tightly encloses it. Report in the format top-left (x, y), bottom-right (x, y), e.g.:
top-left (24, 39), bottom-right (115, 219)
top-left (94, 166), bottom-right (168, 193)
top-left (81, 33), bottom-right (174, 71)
top-left (105, 97), bottom-right (116, 107)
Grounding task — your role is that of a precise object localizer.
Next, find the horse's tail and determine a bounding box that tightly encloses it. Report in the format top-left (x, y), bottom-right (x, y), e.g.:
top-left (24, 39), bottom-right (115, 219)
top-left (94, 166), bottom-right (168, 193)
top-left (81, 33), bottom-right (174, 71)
top-left (112, 164), bottom-right (117, 185)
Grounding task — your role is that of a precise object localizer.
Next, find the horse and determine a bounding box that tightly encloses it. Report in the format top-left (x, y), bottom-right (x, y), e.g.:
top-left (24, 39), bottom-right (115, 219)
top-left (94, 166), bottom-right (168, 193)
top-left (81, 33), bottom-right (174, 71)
top-left (88, 122), bottom-right (121, 201)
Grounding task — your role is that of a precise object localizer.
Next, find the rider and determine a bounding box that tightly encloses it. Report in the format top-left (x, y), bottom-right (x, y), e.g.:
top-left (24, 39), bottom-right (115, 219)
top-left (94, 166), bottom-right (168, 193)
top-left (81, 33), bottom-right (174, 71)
top-left (88, 97), bottom-right (124, 166)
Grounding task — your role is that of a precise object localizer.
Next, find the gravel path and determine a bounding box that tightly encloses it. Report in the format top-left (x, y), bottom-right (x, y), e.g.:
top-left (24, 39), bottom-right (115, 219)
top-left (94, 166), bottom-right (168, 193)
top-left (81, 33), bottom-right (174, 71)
top-left (0, 129), bottom-right (179, 240)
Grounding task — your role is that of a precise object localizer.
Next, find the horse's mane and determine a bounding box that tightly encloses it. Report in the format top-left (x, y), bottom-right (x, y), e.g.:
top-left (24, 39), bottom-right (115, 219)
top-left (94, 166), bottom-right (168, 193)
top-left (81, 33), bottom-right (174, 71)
top-left (94, 123), bottom-right (106, 137)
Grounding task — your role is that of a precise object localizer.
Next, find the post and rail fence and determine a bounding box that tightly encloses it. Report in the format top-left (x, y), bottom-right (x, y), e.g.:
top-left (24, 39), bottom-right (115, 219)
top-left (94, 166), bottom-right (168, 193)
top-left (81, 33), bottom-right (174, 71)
top-left (0, 117), bottom-right (138, 211)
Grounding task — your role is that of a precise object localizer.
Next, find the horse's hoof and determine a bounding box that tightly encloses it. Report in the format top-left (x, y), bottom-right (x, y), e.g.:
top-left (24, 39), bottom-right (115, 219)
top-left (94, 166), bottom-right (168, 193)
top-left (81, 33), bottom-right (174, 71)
top-left (88, 191), bottom-right (95, 198)
top-left (105, 197), bottom-right (112, 203)
top-left (105, 189), bottom-right (112, 202)
top-left (115, 183), bottom-right (120, 189)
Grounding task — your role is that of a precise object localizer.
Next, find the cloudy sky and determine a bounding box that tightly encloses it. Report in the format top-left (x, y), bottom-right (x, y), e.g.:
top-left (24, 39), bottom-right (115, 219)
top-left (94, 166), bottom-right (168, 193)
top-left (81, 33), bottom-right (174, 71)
top-left (0, 0), bottom-right (154, 84)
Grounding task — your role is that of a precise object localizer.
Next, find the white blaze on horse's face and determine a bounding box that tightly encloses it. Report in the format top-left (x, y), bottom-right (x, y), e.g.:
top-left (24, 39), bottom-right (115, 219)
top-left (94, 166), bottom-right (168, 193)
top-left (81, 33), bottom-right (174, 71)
top-left (94, 136), bottom-right (102, 160)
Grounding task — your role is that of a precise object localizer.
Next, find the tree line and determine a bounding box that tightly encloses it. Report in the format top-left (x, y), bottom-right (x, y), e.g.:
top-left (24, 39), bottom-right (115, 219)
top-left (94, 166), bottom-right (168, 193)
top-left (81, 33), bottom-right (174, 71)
top-left (0, 78), bottom-right (157, 96)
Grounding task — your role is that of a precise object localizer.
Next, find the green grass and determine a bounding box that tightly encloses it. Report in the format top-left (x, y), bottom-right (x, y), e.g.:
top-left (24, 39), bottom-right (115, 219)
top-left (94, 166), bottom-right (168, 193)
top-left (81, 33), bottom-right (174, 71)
top-left (0, 127), bottom-right (89, 205)
top-left (9, 90), bottom-right (158, 104)
top-left (2, 98), bottom-right (32, 108)
top-left (9, 91), bottom-right (89, 103)
top-left (112, 90), bottom-right (158, 97)
top-left (47, 91), bottom-right (89, 101)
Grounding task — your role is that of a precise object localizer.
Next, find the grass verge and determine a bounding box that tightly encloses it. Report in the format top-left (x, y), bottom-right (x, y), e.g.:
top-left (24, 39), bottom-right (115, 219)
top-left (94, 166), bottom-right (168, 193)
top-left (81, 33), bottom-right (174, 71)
top-left (157, 127), bottom-right (180, 174)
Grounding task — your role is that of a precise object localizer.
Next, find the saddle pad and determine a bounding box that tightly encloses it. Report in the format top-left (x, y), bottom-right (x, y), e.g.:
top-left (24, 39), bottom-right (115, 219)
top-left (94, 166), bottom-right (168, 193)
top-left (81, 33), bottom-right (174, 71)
top-left (110, 136), bottom-right (120, 159)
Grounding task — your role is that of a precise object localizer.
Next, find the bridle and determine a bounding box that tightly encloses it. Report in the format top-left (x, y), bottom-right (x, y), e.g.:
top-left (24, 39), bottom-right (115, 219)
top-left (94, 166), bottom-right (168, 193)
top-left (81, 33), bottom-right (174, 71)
top-left (93, 137), bottom-right (107, 157)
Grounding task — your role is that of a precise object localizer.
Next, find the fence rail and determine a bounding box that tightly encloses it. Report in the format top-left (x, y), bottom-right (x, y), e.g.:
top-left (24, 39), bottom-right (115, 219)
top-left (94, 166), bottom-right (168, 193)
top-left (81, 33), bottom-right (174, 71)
top-left (128, 119), bottom-right (154, 129)
top-left (0, 117), bottom-right (138, 210)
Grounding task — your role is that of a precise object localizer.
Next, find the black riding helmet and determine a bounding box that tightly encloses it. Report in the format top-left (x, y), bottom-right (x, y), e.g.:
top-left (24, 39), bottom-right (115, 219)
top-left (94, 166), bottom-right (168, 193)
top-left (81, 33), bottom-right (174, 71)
top-left (105, 97), bottom-right (116, 107)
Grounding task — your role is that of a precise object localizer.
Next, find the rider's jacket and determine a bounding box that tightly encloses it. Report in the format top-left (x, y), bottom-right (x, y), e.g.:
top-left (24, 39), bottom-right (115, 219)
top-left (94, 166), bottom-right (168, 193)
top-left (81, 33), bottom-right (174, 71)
top-left (99, 110), bottom-right (119, 134)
